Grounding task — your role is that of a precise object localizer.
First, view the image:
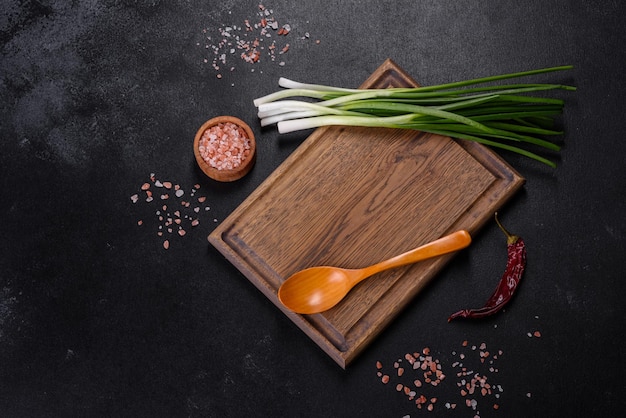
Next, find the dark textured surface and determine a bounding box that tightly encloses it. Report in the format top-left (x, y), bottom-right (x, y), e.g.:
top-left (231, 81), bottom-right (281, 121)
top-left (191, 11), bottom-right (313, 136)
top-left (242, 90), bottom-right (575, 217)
top-left (1, 1), bottom-right (624, 417)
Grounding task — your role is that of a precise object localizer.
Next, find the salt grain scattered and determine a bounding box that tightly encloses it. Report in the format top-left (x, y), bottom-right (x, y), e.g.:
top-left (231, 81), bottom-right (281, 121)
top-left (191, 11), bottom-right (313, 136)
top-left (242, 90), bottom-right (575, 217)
top-left (131, 174), bottom-right (216, 249)
top-left (376, 340), bottom-right (505, 416)
top-left (199, 4), bottom-right (320, 79)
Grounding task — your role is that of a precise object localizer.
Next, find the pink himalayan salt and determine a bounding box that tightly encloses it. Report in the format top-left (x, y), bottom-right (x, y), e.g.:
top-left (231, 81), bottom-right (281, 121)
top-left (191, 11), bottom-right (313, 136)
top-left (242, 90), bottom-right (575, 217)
top-left (198, 122), bottom-right (251, 170)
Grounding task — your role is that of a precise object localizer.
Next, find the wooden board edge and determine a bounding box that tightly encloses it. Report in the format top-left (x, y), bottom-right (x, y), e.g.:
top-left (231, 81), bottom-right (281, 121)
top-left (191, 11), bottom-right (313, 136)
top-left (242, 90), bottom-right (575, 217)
top-left (360, 58), bottom-right (420, 88)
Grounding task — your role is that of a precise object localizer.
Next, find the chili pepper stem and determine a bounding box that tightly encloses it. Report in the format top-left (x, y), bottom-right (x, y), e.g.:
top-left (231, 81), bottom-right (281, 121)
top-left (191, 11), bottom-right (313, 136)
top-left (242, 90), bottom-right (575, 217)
top-left (494, 212), bottom-right (519, 245)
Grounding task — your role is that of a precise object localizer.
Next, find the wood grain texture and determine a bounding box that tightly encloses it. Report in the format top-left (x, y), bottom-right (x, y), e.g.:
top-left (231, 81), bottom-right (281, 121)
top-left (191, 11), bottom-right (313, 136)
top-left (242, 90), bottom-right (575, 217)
top-left (209, 59), bottom-right (525, 368)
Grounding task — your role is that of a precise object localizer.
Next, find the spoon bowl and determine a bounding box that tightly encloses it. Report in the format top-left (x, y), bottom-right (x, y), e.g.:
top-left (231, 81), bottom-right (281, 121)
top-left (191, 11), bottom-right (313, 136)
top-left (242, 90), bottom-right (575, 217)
top-left (277, 267), bottom-right (355, 314)
top-left (278, 230), bottom-right (471, 314)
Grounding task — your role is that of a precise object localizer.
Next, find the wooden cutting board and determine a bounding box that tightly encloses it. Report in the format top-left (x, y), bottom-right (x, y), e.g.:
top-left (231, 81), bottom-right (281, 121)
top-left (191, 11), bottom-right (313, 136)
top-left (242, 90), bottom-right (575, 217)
top-left (209, 59), bottom-right (525, 368)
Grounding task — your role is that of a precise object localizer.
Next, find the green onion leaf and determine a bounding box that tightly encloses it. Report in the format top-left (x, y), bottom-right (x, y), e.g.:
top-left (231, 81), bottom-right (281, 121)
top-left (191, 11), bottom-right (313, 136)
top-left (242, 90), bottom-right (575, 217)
top-left (253, 65), bottom-right (575, 167)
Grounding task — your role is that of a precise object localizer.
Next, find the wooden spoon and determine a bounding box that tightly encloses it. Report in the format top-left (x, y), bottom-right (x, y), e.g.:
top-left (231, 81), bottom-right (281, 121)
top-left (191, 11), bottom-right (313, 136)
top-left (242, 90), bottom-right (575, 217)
top-left (278, 230), bottom-right (472, 314)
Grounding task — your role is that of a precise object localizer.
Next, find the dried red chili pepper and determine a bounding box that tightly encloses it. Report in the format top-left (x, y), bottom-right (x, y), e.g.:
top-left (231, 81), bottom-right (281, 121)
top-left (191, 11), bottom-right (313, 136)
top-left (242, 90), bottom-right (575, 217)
top-left (448, 213), bottom-right (526, 321)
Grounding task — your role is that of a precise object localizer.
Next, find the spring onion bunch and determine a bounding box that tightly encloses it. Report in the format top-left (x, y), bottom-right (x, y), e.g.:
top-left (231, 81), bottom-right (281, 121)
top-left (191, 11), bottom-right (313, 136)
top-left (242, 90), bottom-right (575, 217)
top-left (254, 65), bottom-right (575, 167)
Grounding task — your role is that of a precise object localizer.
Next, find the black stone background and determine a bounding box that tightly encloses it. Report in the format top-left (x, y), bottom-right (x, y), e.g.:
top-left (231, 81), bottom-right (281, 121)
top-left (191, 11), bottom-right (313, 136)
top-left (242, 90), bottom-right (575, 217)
top-left (1, 1), bottom-right (625, 417)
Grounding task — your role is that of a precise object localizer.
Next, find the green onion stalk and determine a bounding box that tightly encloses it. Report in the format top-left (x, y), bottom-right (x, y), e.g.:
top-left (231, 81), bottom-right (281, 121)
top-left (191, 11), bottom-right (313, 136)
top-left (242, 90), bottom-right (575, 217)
top-left (253, 65), bottom-right (575, 167)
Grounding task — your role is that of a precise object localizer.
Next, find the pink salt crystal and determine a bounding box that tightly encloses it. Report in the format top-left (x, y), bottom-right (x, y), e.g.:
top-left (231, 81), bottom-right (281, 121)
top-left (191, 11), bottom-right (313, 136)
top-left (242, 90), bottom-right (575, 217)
top-left (199, 122), bottom-right (251, 170)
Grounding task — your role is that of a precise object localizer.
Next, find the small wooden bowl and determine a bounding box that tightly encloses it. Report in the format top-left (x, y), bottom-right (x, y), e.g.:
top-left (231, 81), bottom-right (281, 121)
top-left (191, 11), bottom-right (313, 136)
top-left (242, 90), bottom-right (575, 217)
top-left (193, 116), bottom-right (256, 182)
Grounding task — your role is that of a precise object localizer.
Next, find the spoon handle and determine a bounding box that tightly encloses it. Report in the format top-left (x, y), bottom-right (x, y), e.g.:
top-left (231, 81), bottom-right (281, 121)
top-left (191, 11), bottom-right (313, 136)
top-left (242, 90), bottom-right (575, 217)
top-left (357, 230), bottom-right (471, 284)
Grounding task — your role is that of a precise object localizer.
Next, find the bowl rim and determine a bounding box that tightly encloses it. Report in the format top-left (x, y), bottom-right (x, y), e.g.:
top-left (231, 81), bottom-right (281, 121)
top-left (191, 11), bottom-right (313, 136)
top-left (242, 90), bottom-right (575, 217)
top-left (193, 116), bottom-right (256, 182)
